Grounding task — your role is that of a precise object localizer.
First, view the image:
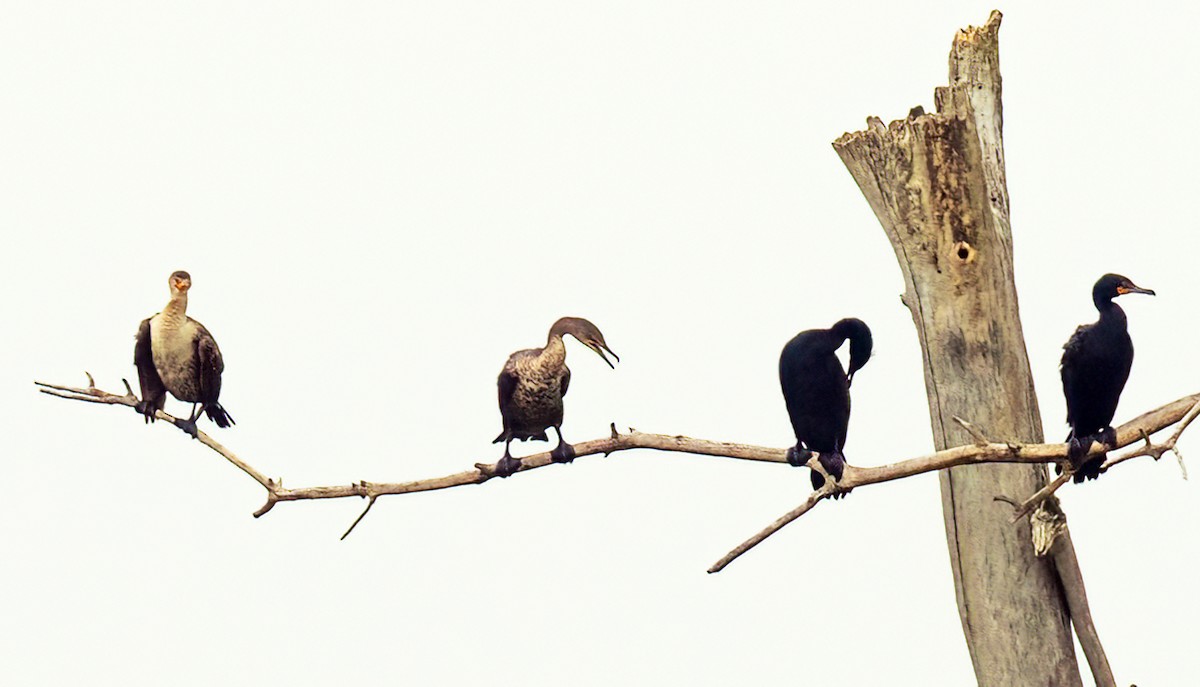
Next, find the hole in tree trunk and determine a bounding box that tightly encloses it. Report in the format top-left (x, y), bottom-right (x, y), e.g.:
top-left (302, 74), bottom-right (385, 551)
top-left (954, 241), bottom-right (975, 263)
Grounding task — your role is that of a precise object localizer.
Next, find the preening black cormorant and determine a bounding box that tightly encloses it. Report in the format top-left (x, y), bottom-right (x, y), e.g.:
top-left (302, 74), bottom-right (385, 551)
top-left (134, 270), bottom-right (234, 438)
top-left (779, 318), bottom-right (873, 496)
top-left (1059, 273), bottom-right (1154, 482)
top-left (493, 317), bottom-right (618, 477)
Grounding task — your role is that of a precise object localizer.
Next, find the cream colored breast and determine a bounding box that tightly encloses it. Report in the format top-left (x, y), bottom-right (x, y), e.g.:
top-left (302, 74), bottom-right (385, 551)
top-left (150, 315), bottom-right (199, 372)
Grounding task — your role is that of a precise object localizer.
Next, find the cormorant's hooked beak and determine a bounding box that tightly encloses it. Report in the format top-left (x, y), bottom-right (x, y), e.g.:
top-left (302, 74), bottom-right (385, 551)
top-left (846, 356), bottom-right (870, 388)
top-left (173, 279), bottom-right (191, 292)
top-left (588, 342), bottom-right (619, 369)
top-left (1117, 283), bottom-right (1155, 296)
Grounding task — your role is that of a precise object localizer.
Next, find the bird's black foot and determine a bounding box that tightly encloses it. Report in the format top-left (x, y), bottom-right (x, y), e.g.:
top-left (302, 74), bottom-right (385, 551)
top-left (786, 445), bottom-right (813, 468)
top-left (819, 452), bottom-right (846, 482)
top-left (494, 454), bottom-right (523, 478)
top-left (808, 470), bottom-right (852, 499)
top-left (815, 452), bottom-right (851, 499)
top-left (551, 442), bottom-right (576, 464)
top-left (173, 417), bottom-right (200, 439)
top-left (1063, 434), bottom-right (1106, 482)
top-left (1098, 426), bottom-right (1118, 450)
top-left (134, 401), bottom-right (156, 424)
top-left (1066, 435), bottom-right (1092, 466)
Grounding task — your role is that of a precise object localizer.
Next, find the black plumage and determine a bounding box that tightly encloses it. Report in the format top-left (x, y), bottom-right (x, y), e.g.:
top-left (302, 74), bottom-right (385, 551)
top-left (492, 317), bottom-right (618, 477)
top-left (779, 318), bottom-right (872, 495)
top-left (1060, 273), bottom-right (1154, 482)
top-left (133, 270), bottom-right (234, 438)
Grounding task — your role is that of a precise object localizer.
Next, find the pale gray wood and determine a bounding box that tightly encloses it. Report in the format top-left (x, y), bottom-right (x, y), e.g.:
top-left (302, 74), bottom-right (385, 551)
top-left (834, 11), bottom-right (1108, 686)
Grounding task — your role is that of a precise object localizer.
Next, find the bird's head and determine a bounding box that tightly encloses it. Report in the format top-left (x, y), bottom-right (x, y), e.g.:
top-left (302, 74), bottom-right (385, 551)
top-left (169, 270), bottom-right (192, 295)
top-left (832, 317), bottom-right (873, 386)
top-left (551, 317), bottom-right (619, 369)
top-left (1095, 273), bottom-right (1154, 306)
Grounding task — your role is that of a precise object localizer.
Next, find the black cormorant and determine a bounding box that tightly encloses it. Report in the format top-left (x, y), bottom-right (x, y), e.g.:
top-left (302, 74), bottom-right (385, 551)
top-left (493, 317), bottom-right (618, 477)
top-left (779, 318), bottom-right (873, 495)
top-left (134, 270), bottom-right (234, 438)
top-left (1060, 273), bottom-right (1154, 482)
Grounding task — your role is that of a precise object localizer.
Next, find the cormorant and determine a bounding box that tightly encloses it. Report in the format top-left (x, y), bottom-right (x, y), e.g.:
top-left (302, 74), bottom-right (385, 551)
top-left (493, 317), bottom-right (618, 477)
top-left (1060, 273), bottom-right (1154, 482)
top-left (133, 270), bottom-right (234, 438)
top-left (779, 318), bottom-right (873, 496)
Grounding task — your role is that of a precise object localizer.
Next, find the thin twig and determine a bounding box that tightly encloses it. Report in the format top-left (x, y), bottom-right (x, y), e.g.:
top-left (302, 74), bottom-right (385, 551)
top-left (1005, 472), bottom-right (1071, 523)
top-left (341, 492), bottom-right (378, 540)
top-left (952, 415), bottom-right (990, 447)
top-left (707, 486), bottom-right (831, 573)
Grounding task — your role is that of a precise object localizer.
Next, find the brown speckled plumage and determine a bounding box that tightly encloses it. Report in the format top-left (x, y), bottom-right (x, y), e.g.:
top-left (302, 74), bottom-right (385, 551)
top-left (495, 336), bottom-right (569, 442)
top-left (491, 317), bottom-right (618, 476)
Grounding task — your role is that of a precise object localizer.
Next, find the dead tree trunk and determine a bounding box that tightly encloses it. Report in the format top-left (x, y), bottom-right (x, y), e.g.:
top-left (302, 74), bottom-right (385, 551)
top-left (833, 12), bottom-right (1111, 686)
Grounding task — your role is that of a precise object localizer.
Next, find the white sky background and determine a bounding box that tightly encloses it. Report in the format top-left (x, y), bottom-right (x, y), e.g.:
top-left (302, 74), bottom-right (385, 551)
top-left (3, 2), bottom-right (1198, 685)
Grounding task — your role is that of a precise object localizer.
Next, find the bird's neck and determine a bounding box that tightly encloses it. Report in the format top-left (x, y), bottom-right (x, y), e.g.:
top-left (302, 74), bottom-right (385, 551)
top-left (824, 329), bottom-right (848, 353)
top-left (160, 293), bottom-right (189, 328)
top-left (540, 335), bottom-right (567, 367)
top-left (1097, 300), bottom-right (1127, 328)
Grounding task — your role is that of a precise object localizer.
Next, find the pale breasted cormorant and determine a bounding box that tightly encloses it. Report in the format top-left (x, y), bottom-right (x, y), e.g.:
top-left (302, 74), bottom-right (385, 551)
top-left (779, 318), bottom-right (873, 495)
top-left (493, 317), bottom-right (618, 477)
top-left (134, 270), bottom-right (234, 438)
top-left (1060, 273), bottom-right (1154, 482)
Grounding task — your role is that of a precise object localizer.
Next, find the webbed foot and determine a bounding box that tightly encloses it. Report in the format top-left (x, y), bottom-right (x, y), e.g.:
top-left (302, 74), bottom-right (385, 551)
top-left (786, 445), bottom-right (813, 468)
top-left (808, 469), bottom-right (852, 498)
top-left (1066, 435), bottom-right (1091, 465)
top-left (551, 442), bottom-right (576, 464)
top-left (1098, 426), bottom-right (1118, 450)
top-left (815, 451), bottom-right (851, 499)
top-left (135, 401), bottom-right (156, 424)
top-left (174, 417), bottom-right (199, 439)
top-left (494, 454), bottom-right (523, 478)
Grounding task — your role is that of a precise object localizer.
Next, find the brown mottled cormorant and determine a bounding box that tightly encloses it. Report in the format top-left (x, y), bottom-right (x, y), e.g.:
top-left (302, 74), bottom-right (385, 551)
top-left (779, 318), bottom-right (872, 496)
top-left (1059, 273), bottom-right (1154, 482)
top-left (133, 270), bottom-right (234, 438)
top-left (492, 317), bottom-right (618, 477)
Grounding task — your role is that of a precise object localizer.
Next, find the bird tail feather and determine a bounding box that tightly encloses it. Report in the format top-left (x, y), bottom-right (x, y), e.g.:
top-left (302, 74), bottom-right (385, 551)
top-left (1073, 454), bottom-right (1106, 483)
top-left (205, 403), bottom-right (235, 429)
top-left (496, 430), bottom-right (549, 443)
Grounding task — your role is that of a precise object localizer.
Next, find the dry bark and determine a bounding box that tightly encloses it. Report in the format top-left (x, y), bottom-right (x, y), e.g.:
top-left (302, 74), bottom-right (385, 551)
top-left (833, 11), bottom-right (1107, 687)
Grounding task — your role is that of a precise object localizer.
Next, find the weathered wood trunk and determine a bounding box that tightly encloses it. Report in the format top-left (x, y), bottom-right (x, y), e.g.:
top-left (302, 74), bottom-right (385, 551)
top-left (833, 12), bottom-right (1110, 686)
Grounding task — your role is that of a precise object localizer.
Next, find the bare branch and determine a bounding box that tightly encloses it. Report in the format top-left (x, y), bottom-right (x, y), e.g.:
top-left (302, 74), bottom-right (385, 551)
top-left (1107, 398), bottom-right (1200, 478)
top-left (709, 393), bottom-right (1200, 572)
top-left (1006, 406), bottom-right (1198, 523)
top-left (1005, 473), bottom-right (1071, 523)
top-left (708, 486), bottom-right (831, 574)
top-left (35, 376), bottom-right (275, 490)
top-left (1050, 530), bottom-right (1116, 687)
top-left (952, 416), bottom-right (990, 447)
top-left (341, 491), bottom-right (379, 540)
top-left (36, 376), bottom-right (1200, 569)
